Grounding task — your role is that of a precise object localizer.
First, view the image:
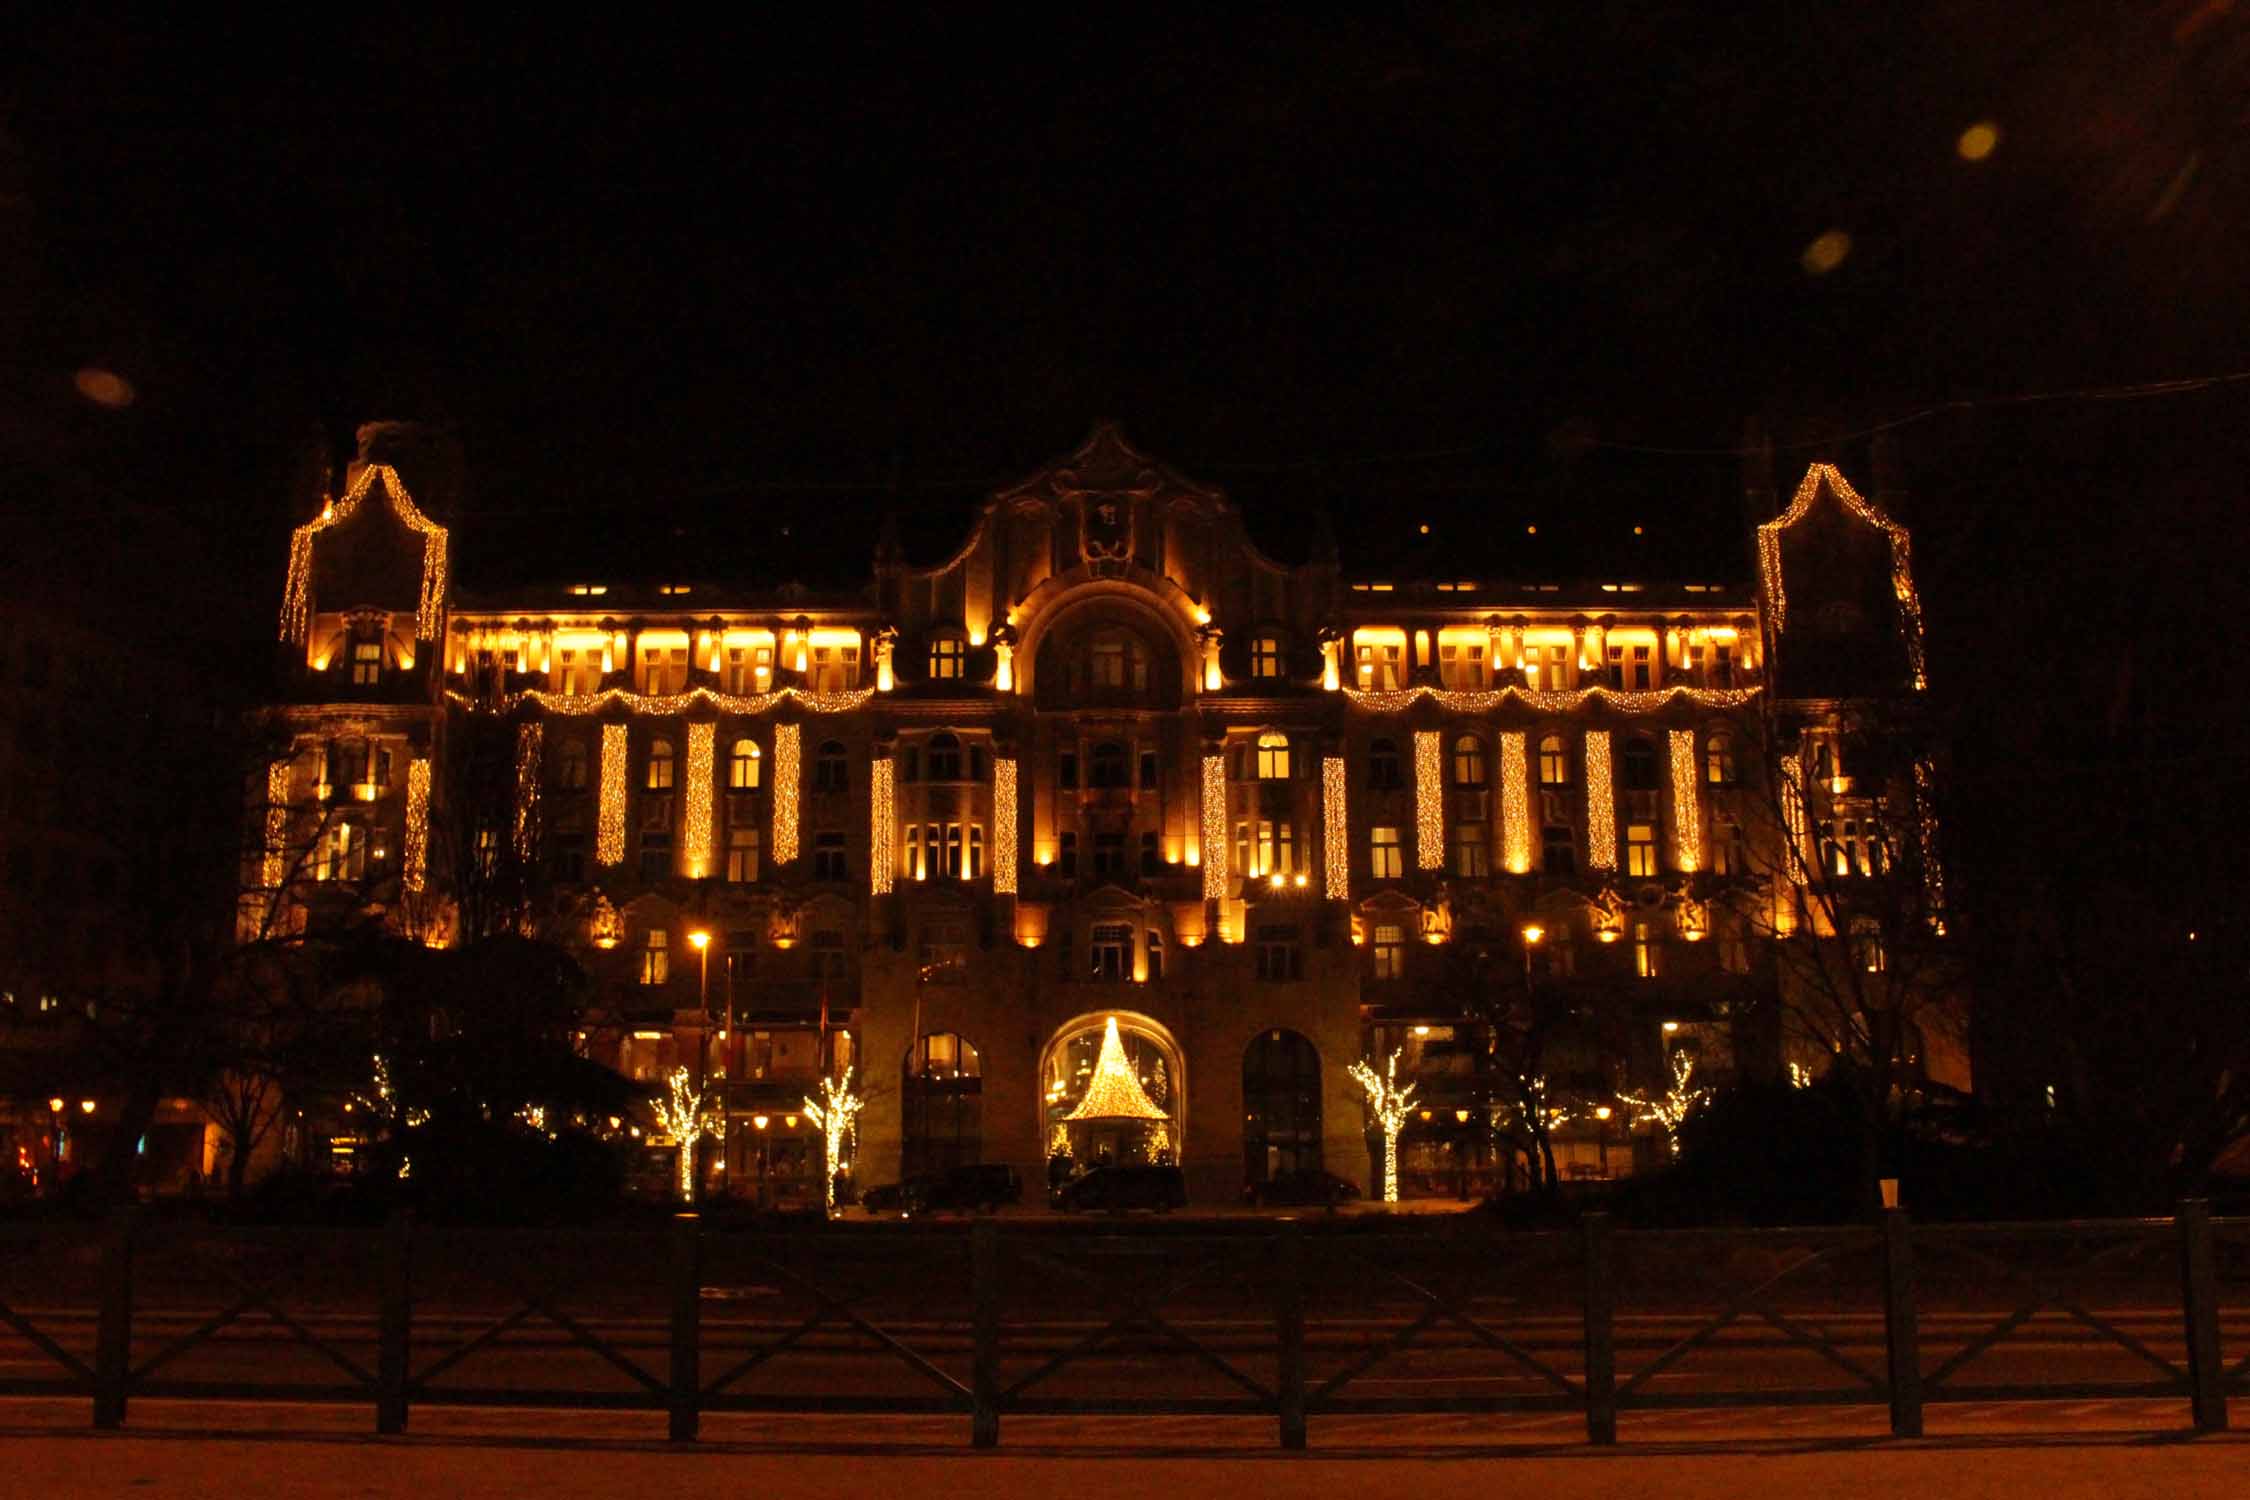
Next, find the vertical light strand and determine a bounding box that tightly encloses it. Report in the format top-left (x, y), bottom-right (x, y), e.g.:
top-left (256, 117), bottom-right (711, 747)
top-left (992, 758), bottom-right (1019, 895)
top-left (869, 755), bottom-right (895, 894)
top-left (1780, 752), bottom-right (1809, 885)
top-left (596, 723), bottom-right (629, 866)
top-left (1412, 730), bottom-right (1444, 870)
top-left (1500, 731), bottom-right (1530, 874)
top-left (1668, 728), bottom-right (1701, 872)
top-left (1584, 730), bottom-right (1616, 871)
top-left (513, 721), bottom-right (544, 861)
top-left (1200, 754), bottom-right (1228, 899)
top-left (772, 722), bottom-right (801, 864)
top-left (1914, 757), bottom-right (1946, 934)
top-left (260, 757), bottom-right (293, 890)
top-left (682, 721), bottom-right (714, 877)
top-left (1322, 756), bottom-right (1349, 900)
top-left (403, 758), bottom-right (433, 891)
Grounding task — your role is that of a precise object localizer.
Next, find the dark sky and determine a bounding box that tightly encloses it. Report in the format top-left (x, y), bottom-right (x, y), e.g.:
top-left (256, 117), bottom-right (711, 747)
top-left (4, 5), bottom-right (2248, 610)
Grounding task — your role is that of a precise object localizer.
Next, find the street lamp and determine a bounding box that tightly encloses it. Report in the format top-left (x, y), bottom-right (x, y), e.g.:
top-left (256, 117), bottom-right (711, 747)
top-left (1594, 1104), bottom-right (1614, 1177)
top-left (752, 1114), bottom-right (771, 1210)
top-left (689, 930), bottom-right (713, 1193)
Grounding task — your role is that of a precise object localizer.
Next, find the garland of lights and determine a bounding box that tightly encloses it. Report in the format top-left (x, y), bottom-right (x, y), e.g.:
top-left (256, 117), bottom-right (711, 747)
top-left (1500, 732), bottom-right (1531, 874)
top-left (279, 464), bottom-right (449, 645)
top-left (513, 722), bottom-right (544, 861)
top-left (1668, 728), bottom-right (1701, 873)
top-left (682, 722), bottom-right (715, 878)
top-left (1349, 1050), bottom-right (1418, 1204)
top-left (1584, 731), bottom-right (1617, 871)
top-left (868, 755), bottom-right (894, 894)
top-left (403, 758), bottom-right (433, 892)
top-left (455, 684), bottom-right (875, 717)
top-left (801, 1068), bottom-right (866, 1215)
top-left (1322, 756), bottom-right (1349, 900)
top-left (1201, 754), bottom-right (1227, 899)
top-left (1344, 684), bottom-right (1761, 714)
top-left (261, 759), bottom-right (293, 890)
top-left (596, 724), bottom-right (629, 866)
top-left (992, 758), bottom-right (1018, 895)
top-left (1757, 462), bottom-right (1926, 690)
top-left (1413, 731), bottom-right (1444, 870)
top-left (1914, 757), bottom-right (1947, 934)
top-left (772, 723), bottom-right (801, 864)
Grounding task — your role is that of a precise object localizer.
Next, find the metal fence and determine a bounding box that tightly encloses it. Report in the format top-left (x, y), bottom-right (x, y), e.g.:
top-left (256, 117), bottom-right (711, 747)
top-left (0, 1204), bottom-right (2241, 1447)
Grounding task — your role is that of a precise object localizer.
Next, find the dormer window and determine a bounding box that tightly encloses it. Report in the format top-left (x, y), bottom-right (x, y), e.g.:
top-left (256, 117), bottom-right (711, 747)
top-left (1250, 634), bottom-right (1284, 679)
top-left (351, 640), bottom-right (382, 685)
top-left (929, 636), bottom-right (966, 680)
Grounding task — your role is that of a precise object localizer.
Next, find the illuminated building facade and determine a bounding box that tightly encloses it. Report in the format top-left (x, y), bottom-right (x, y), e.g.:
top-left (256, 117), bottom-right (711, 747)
top-left (261, 422), bottom-right (1942, 1200)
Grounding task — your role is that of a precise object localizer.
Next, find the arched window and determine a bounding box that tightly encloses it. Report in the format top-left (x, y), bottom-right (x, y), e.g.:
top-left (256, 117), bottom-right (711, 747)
top-left (1451, 734), bottom-right (1486, 786)
top-left (815, 740), bottom-right (848, 793)
top-left (728, 737), bottom-right (762, 790)
top-left (1621, 736), bottom-right (1659, 791)
top-left (1704, 732), bottom-right (1737, 786)
top-left (557, 738), bottom-right (589, 791)
top-left (1090, 741), bottom-right (1127, 788)
top-left (1256, 731), bottom-right (1291, 780)
top-left (927, 732), bottom-right (963, 781)
top-left (902, 1033), bottom-right (982, 1177)
top-left (1367, 737), bottom-right (1402, 790)
top-left (1538, 734), bottom-right (1570, 786)
top-left (645, 738), bottom-right (675, 791)
top-left (1242, 1030), bottom-right (1323, 1185)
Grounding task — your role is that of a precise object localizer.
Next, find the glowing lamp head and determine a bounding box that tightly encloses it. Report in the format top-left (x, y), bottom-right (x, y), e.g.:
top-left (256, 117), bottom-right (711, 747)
top-left (785, 1115), bottom-right (798, 1128)
top-left (47, 1097), bottom-right (64, 1114)
top-left (753, 1114), bottom-right (770, 1131)
top-left (1662, 1021), bottom-right (1681, 1034)
top-left (1454, 1109), bottom-right (1470, 1123)
top-left (1594, 1105), bottom-right (1613, 1121)
top-left (1521, 923), bottom-right (1545, 946)
top-left (1412, 1025), bottom-right (1430, 1037)
top-left (687, 930), bottom-right (710, 951)
top-left (1269, 873), bottom-right (1285, 890)
top-left (79, 1099), bottom-right (95, 1114)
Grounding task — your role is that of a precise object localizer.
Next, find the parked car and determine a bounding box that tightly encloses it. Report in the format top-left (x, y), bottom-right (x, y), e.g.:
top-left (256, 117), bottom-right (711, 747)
top-left (860, 1164), bottom-right (1023, 1216)
top-left (1242, 1169), bottom-right (1360, 1208)
top-left (1052, 1164), bottom-right (1187, 1214)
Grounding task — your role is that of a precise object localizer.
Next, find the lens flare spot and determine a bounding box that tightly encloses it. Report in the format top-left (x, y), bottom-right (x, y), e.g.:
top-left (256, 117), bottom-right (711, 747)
top-left (1956, 121), bottom-right (2000, 162)
top-left (73, 368), bottom-right (135, 408)
top-left (1800, 230), bottom-right (1852, 276)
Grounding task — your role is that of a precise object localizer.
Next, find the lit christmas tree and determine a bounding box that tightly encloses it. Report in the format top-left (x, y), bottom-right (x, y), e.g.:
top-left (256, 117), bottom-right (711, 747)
top-left (1350, 1050), bottom-right (1418, 1203)
top-left (801, 1068), bottom-right (865, 1215)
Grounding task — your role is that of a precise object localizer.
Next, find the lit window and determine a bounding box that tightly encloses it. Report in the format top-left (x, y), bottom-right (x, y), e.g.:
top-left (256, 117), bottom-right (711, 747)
top-left (1538, 735), bottom-right (1570, 787)
top-left (1370, 826), bottom-right (1403, 880)
top-left (351, 640), bottom-right (382, 685)
top-left (1452, 735), bottom-right (1485, 786)
top-left (640, 647), bottom-right (688, 696)
top-left (1851, 916), bottom-right (1887, 973)
top-left (1439, 640), bottom-right (1486, 688)
top-left (1704, 733), bottom-right (1737, 786)
top-left (1251, 634), bottom-right (1284, 679)
top-left (929, 637), bottom-right (965, 680)
top-left (559, 649), bottom-right (593, 696)
top-left (726, 826), bottom-right (760, 883)
top-left (729, 738), bottom-right (762, 790)
top-left (1626, 823), bottom-right (1658, 878)
top-left (1254, 821), bottom-right (1297, 876)
top-left (1356, 641), bottom-right (1404, 690)
top-left (1633, 921), bottom-right (1657, 978)
top-left (640, 929), bottom-right (670, 985)
top-left (646, 738), bottom-right (675, 791)
top-left (1090, 923), bottom-right (1132, 981)
top-left (1256, 731), bottom-right (1291, 780)
top-left (1372, 923), bottom-right (1405, 981)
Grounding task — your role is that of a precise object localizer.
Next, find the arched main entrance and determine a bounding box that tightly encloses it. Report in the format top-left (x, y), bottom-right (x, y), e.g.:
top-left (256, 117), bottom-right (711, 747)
top-left (1243, 1029), bottom-right (1323, 1185)
top-left (901, 1032), bottom-right (982, 1177)
top-left (1038, 1012), bottom-right (1185, 1170)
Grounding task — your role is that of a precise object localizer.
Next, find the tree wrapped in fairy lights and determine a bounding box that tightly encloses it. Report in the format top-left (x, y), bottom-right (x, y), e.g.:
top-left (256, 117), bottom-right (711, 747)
top-left (1621, 1051), bottom-right (1710, 1159)
top-left (801, 1067), bottom-right (865, 1216)
top-left (649, 1066), bottom-right (719, 1202)
top-left (1349, 1049), bottom-right (1418, 1204)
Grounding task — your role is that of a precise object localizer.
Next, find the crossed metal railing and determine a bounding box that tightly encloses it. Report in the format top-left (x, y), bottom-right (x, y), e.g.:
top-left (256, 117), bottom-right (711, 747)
top-left (0, 1204), bottom-right (2237, 1446)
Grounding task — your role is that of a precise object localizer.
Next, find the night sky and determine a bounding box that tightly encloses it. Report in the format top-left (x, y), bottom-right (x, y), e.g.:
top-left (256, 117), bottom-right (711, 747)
top-left (5, 5), bottom-right (2248, 613)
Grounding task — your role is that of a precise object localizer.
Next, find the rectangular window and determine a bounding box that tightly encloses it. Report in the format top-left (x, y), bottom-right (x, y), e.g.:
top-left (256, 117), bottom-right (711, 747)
top-left (641, 647), bottom-right (688, 696)
top-left (351, 640), bottom-right (382, 684)
top-left (1718, 921), bottom-right (1750, 974)
top-left (639, 832), bottom-right (672, 883)
top-left (1633, 921), bottom-right (1658, 979)
top-left (725, 934), bottom-right (757, 988)
top-left (1538, 739), bottom-right (1569, 786)
top-left (1138, 749), bottom-right (1158, 791)
top-left (1372, 923), bottom-right (1404, 981)
top-left (1606, 645), bottom-right (1626, 690)
top-left (1542, 824), bottom-right (1576, 874)
top-left (1093, 832), bottom-right (1126, 879)
top-left (640, 929), bottom-right (669, 985)
top-left (1057, 831), bottom-right (1077, 878)
top-left (1254, 821), bottom-right (1297, 877)
top-left (1251, 635), bottom-right (1284, 678)
top-left (1370, 826), bottom-right (1403, 880)
top-left (929, 638), bottom-right (965, 679)
top-left (1057, 750), bottom-right (1078, 789)
top-left (968, 825), bottom-right (985, 879)
top-left (1711, 643), bottom-right (1734, 687)
top-left (1439, 641), bottom-right (1486, 688)
top-left (552, 831), bottom-right (586, 885)
top-left (1234, 821), bottom-right (1250, 879)
top-left (724, 648), bottom-right (752, 695)
top-left (1451, 822), bottom-right (1489, 877)
top-left (811, 928), bottom-right (847, 982)
top-left (943, 822), bottom-right (964, 878)
top-left (1356, 642), bottom-right (1404, 690)
top-left (1090, 923), bottom-right (1132, 981)
top-left (726, 826), bottom-right (760, 883)
top-left (1632, 644), bottom-right (1653, 689)
top-left (919, 920), bottom-right (969, 979)
top-left (1256, 925), bottom-right (1303, 981)
top-left (1626, 823), bottom-right (1658, 878)
top-left (1139, 831), bottom-right (1161, 876)
top-left (813, 832), bottom-right (847, 881)
top-left (1526, 643), bottom-right (1569, 689)
top-left (560, 650), bottom-right (590, 695)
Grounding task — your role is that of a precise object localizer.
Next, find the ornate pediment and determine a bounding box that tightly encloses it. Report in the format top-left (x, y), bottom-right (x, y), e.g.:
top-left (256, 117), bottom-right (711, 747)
top-left (993, 422), bottom-right (1228, 578)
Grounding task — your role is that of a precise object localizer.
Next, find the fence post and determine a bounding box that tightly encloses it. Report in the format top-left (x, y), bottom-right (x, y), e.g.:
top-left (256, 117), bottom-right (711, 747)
top-left (1582, 1212), bottom-right (1616, 1446)
top-left (92, 1206), bottom-right (134, 1430)
top-left (1881, 1207), bottom-right (1923, 1438)
top-left (2178, 1199), bottom-right (2227, 1434)
top-left (1273, 1224), bottom-right (1307, 1450)
top-left (971, 1220), bottom-right (1000, 1449)
top-left (376, 1208), bottom-right (413, 1434)
top-left (668, 1213), bottom-right (701, 1443)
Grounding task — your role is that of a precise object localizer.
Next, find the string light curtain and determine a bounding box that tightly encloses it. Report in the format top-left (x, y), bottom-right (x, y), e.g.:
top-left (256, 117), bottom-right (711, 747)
top-left (1201, 754), bottom-right (1227, 898)
top-left (992, 758), bottom-right (1018, 895)
top-left (596, 724), bottom-right (630, 865)
top-left (682, 722), bottom-right (715, 877)
top-left (513, 722), bottom-right (544, 861)
top-left (403, 758), bottom-right (433, 891)
top-left (869, 755), bottom-right (894, 894)
top-left (1500, 731), bottom-right (1531, 874)
top-left (1584, 731), bottom-right (1616, 871)
top-left (1321, 756), bottom-right (1349, 900)
top-left (1668, 728), bottom-right (1701, 872)
top-left (1413, 731), bottom-right (1444, 870)
top-left (772, 723), bottom-right (801, 864)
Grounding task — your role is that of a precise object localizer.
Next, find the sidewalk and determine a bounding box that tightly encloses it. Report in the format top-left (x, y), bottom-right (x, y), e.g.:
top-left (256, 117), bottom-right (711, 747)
top-left (3, 1401), bottom-right (2243, 1499)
